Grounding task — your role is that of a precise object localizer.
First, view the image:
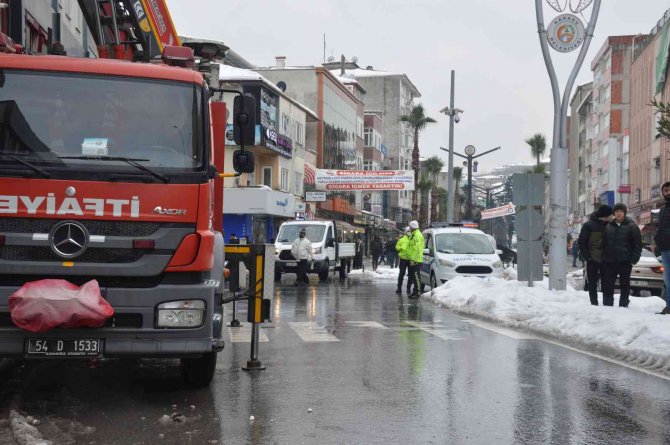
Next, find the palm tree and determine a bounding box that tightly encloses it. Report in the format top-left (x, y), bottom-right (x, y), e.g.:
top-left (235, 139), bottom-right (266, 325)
top-left (400, 104), bottom-right (437, 220)
top-left (424, 156), bottom-right (445, 224)
top-left (525, 133), bottom-right (547, 172)
top-left (417, 174), bottom-right (432, 228)
top-left (452, 166), bottom-right (463, 222)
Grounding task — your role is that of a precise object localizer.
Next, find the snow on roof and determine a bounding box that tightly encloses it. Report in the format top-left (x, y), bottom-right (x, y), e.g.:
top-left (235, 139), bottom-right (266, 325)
top-left (332, 68), bottom-right (421, 97)
top-left (427, 275), bottom-right (670, 375)
top-left (217, 64), bottom-right (318, 119)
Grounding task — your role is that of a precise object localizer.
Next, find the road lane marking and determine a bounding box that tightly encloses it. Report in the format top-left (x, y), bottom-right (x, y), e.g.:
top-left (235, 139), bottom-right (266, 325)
top-left (404, 321), bottom-right (468, 340)
top-left (345, 321), bottom-right (389, 329)
top-left (289, 322), bottom-right (340, 342)
top-left (462, 319), bottom-right (539, 340)
top-left (227, 326), bottom-right (269, 343)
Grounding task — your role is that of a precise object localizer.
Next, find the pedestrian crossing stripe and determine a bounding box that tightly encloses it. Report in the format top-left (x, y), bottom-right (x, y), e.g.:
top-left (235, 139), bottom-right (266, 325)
top-left (227, 326), bottom-right (269, 343)
top-left (345, 321), bottom-right (389, 329)
top-left (288, 322), bottom-right (340, 342)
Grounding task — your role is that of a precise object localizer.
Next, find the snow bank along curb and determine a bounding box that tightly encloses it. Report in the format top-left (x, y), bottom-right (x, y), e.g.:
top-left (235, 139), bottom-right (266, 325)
top-left (348, 266), bottom-right (398, 280)
top-left (424, 276), bottom-right (670, 377)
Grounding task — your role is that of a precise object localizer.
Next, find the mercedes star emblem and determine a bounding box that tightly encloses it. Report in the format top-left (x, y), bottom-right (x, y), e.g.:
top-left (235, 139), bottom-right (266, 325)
top-left (49, 221), bottom-right (89, 259)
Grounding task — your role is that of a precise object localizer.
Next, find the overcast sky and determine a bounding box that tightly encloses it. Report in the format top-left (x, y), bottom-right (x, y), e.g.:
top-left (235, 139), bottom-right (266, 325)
top-left (166, 0), bottom-right (669, 173)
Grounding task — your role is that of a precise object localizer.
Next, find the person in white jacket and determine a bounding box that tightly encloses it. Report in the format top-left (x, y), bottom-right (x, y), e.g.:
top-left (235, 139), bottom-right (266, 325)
top-left (291, 229), bottom-right (312, 285)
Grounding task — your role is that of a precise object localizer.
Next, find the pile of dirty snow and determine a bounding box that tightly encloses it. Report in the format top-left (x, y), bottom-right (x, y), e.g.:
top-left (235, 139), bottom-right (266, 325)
top-left (424, 276), bottom-right (670, 375)
top-left (349, 266), bottom-right (398, 280)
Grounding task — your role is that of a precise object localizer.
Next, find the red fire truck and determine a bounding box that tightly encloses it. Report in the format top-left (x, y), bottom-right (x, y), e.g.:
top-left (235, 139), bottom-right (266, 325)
top-left (0, 1), bottom-right (250, 387)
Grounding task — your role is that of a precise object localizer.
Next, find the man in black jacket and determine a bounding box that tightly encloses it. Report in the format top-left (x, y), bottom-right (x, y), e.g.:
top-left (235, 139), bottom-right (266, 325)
top-left (578, 205), bottom-right (612, 305)
top-left (602, 203), bottom-right (642, 308)
top-left (653, 181), bottom-right (670, 315)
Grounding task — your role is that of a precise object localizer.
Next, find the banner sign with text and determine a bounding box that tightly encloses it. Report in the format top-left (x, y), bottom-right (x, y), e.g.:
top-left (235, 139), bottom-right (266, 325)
top-left (314, 170), bottom-right (415, 191)
top-left (480, 203), bottom-right (516, 220)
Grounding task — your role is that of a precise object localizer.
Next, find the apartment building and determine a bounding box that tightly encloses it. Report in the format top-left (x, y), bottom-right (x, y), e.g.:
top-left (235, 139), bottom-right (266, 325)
top-left (569, 82), bottom-right (594, 221)
top-left (589, 36), bottom-right (636, 209)
top-left (255, 59), bottom-right (364, 226)
top-left (217, 65), bottom-right (318, 243)
top-left (629, 9), bottom-right (670, 231)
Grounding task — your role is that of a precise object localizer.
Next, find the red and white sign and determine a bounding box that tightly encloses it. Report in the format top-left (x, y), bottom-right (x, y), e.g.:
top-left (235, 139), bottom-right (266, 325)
top-left (314, 170), bottom-right (415, 191)
top-left (618, 184), bottom-right (632, 194)
top-left (480, 203), bottom-right (516, 220)
top-left (139, 0), bottom-right (181, 50)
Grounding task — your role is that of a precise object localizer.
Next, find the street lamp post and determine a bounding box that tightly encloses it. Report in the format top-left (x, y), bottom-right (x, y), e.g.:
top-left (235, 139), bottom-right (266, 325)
top-left (453, 145), bottom-right (501, 220)
top-left (439, 70), bottom-right (463, 224)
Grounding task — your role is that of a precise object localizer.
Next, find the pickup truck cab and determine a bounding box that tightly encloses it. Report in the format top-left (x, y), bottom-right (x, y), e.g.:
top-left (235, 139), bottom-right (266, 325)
top-left (420, 226), bottom-right (504, 289)
top-left (274, 220), bottom-right (355, 281)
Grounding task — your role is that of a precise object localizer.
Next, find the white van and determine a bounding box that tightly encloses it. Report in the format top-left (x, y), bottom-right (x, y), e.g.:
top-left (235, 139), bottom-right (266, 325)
top-left (420, 226), bottom-right (504, 289)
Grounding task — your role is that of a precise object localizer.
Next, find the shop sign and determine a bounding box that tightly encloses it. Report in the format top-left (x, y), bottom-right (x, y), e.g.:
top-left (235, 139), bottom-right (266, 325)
top-left (618, 184), bottom-right (632, 194)
top-left (262, 126), bottom-right (291, 157)
top-left (306, 191), bottom-right (326, 202)
top-left (225, 124), bottom-right (261, 146)
top-left (547, 14), bottom-right (585, 53)
top-left (480, 203), bottom-right (516, 221)
top-left (640, 210), bottom-right (652, 225)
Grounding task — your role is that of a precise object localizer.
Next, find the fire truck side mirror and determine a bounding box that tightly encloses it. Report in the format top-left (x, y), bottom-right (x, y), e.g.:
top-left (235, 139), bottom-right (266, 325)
top-left (233, 95), bottom-right (257, 147)
top-left (233, 150), bottom-right (255, 174)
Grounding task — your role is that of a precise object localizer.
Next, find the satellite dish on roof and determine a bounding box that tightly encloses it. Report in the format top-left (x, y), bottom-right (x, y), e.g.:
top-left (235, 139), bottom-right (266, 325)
top-left (277, 81), bottom-right (287, 92)
top-left (327, 55), bottom-right (335, 62)
top-left (351, 56), bottom-right (358, 63)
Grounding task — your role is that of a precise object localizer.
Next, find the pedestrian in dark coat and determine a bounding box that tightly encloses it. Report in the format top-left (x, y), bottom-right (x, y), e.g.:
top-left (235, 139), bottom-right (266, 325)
top-left (353, 238), bottom-right (364, 270)
top-left (370, 237), bottom-right (383, 271)
top-left (602, 203), bottom-right (642, 308)
top-left (578, 205), bottom-right (612, 305)
top-left (653, 181), bottom-right (670, 315)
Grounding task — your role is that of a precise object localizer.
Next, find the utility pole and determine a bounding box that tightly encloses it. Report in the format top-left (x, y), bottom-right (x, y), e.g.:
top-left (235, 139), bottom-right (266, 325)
top-left (535, 0), bottom-right (601, 290)
top-left (440, 71), bottom-right (462, 224)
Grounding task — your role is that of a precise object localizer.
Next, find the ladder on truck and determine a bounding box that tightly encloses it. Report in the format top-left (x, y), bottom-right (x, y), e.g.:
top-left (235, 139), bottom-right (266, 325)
top-left (77, 0), bottom-right (181, 61)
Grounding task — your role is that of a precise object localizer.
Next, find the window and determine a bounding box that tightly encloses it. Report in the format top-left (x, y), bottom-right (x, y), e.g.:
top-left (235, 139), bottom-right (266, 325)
top-left (263, 167), bottom-right (273, 187)
top-left (296, 122), bottom-right (304, 144)
top-left (25, 14), bottom-right (47, 54)
top-left (281, 113), bottom-right (290, 135)
top-left (364, 128), bottom-right (373, 147)
top-left (363, 160), bottom-right (373, 171)
top-left (357, 117), bottom-right (364, 138)
top-left (294, 172), bottom-right (302, 195)
top-left (246, 172), bottom-right (256, 186)
top-left (281, 168), bottom-right (289, 192)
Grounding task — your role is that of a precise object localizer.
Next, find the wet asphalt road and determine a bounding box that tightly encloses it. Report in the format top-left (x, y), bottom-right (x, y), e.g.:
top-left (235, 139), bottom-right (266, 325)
top-left (1, 272), bottom-right (670, 444)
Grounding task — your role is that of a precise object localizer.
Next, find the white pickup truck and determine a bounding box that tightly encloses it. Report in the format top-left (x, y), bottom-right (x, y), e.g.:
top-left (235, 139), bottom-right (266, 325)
top-left (274, 220), bottom-right (356, 281)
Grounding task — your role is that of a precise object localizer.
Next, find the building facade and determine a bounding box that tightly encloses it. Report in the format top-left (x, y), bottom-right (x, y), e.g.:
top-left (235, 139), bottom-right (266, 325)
top-left (217, 65), bottom-right (318, 243)
top-left (629, 9), bottom-right (670, 233)
top-left (589, 36), bottom-right (635, 210)
top-left (4, 0), bottom-right (96, 57)
top-left (327, 63), bottom-right (421, 226)
top-left (569, 82), bottom-right (594, 221)
top-left (255, 60), bottom-right (364, 226)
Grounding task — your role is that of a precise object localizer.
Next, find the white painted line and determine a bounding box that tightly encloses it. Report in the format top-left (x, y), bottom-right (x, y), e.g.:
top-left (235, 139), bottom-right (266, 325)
top-left (289, 322), bottom-right (340, 342)
top-left (459, 318), bottom-right (670, 381)
top-left (227, 326), bottom-right (269, 343)
top-left (405, 322), bottom-right (467, 340)
top-left (463, 319), bottom-right (539, 340)
top-left (345, 321), bottom-right (389, 329)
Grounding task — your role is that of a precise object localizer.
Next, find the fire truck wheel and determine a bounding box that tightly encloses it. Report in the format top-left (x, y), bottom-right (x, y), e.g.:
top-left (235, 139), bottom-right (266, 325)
top-left (181, 351), bottom-right (217, 388)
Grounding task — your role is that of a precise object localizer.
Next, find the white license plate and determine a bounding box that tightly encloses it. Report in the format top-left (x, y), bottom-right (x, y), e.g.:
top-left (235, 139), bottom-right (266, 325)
top-left (630, 280), bottom-right (648, 286)
top-left (26, 339), bottom-right (102, 357)
top-left (285, 262), bottom-right (297, 267)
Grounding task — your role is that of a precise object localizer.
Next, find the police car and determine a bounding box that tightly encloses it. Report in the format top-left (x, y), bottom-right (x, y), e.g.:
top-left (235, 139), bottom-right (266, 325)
top-left (419, 224), bottom-right (504, 289)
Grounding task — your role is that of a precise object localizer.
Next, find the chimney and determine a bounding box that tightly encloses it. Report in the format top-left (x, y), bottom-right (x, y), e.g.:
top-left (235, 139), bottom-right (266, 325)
top-left (275, 56), bottom-right (286, 69)
top-left (340, 54), bottom-right (346, 76)
top-left (366, 65), bottom-right (373, 70)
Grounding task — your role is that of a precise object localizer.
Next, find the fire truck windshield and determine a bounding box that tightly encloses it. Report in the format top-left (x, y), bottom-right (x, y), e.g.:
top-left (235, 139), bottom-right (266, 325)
top-left (0, 70), bottom-right (205, 180)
